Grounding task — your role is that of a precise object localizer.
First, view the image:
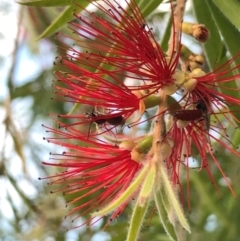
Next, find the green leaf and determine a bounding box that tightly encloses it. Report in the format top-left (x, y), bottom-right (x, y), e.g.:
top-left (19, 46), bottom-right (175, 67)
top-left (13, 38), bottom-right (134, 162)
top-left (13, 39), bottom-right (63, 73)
top-left (206, 0), bottom-right (240, 105)
top-left (137, 0), bottom-right (164, 17)
top-left (138, 163), bottom-right (156, 206)
top-left (37, 5), bottom-right (76, 39)
top-left (36, 1), bottom-right (90, 39)
top-left (126, 201), bottom-right (149, 241)
top-left (160, 14), bottom-right (172, 52)
top-left (212, 0), bottom-right (240, 29)
top-left (192, 0), bottom-right (240, 132)
top-left (206, 0), bottom-right (240, 70)
top-left (154, 190), bottom-right (178, 241)
top-left (17, 0), bottom-right (71, 7)
top-left (35, 0), bottom-right (164, 39)
top-left (197, 0), bottom-right (240, 133)
top-left (92, 164), bottom-right (149, 217)
top-left (160, 165), bottom-right (191, 233)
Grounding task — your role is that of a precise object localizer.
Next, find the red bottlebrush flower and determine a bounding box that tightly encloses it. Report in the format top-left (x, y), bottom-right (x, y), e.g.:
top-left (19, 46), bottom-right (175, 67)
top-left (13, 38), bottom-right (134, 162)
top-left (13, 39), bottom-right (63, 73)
top-left (51, 0), bottom-right (182, 135)
top-left (165, 88), bottom-right (240, 207)
top-left (41, 125), bottom-right (141, 228)
top-left (176, 56), bottom-right (240, 189)
top-left (53, 69), bottom-right (142, 131)
top-left (54, 0), bottom-right (180, 91)
top-left (167, 54), bottom-right (240, 192)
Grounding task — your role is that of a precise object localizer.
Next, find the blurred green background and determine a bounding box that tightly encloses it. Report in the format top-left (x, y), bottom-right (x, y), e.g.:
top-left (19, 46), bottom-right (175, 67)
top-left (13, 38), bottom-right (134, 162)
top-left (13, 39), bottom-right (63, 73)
top-left (0, 0), bottom-right (240, 240)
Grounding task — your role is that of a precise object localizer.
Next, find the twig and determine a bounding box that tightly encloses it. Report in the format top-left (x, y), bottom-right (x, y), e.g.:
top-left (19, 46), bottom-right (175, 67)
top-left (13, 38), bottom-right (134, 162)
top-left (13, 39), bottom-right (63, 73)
top-left (152, 0), bottom-right (187, 155)
top-left (7, 6), bottom-right (24, 97)
top-left (168, 0), bottom-right (187, 57)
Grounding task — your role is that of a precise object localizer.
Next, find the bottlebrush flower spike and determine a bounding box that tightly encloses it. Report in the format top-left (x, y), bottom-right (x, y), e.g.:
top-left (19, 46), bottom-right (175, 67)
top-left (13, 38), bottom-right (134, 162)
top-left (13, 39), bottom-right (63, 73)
top-left (165, 89), bottom-right (240, 207)
top-left (53, 70), bottom-right (141, 131)
top-left (176, 57), bottom-right (240, 185)
top-left (41, 125), bottom-right (142, 228)
top-left (52, 70), bottom-right (165, 137)
top-left (156, 52), bottom-right (240, 211)
top-left (54, 0), bottom-right (181, 91)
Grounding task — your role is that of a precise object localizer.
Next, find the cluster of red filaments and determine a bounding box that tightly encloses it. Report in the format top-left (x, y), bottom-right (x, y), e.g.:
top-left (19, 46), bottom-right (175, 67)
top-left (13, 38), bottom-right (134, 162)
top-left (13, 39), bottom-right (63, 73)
top-left (42, 0), bottom-right (240, 228)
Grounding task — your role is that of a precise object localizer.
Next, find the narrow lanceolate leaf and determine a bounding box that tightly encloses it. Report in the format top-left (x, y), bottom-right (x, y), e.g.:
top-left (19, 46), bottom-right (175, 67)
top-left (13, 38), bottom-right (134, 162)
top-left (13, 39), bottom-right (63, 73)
top-left (204, 0), bottom-right (240, 134)
top-left (160, 166), bottom-right (191, 233)
top-left (205, 0), bottom-right (240, 70)
top-left (137, 0), bottom-right (165, 17)
top-left (154, 191), bottom-right (178, 241)
top-left (37, 6), bottom-right (76, 39)
top-left (160, 14), bottom-right (172, 52)
top-left (212, 0), bottom-right (240, 29)
top-left (126, 200), bottom-right (149, 241)
top-left (17, 0), bottom-right (71, 7)
top-left (138, 163), bottom-right (156, 206)
top-left (37, 5), bottom-right (79, 39)
top-left (193, 0), bottom-right (240, 140)
top-left (92, 164), bottom-right (149, 217)
top-left (36, 0), bottom-right (90, 39)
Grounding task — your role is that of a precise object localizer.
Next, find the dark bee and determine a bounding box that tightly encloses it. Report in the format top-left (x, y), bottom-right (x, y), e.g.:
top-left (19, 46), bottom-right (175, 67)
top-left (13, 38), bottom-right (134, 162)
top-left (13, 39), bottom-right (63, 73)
top-left (195, 99), bottom-right (210, 131)
top-left (85, 111), bottom-right (125, 126)
top-left (174, 109), bottom-right (203, 121)
top-left (174, 99), bottom-right (210, 130)
top-left (106, 115), bottom-right (125, 126)
top-left (195, 99), bottom-right (208, 112)
top-left (174, 99), bottom-right (209, 120)
top-left (85, 110), bottom-right (125, 137)
top-left (85, 112), bottom-right (106, 125)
